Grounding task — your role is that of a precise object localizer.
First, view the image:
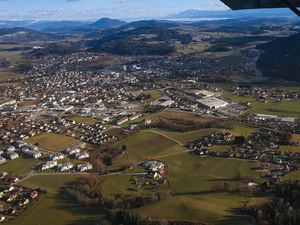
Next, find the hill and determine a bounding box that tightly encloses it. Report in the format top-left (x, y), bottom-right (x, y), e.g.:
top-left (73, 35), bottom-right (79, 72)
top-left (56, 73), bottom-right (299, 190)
top-left (88, 17), bottom-right (126, 29)
top-left (256, 32), bottom-right (300, 82)
top-left (42, 18), bottom-right (126, 34)
top-left (85, 19), bottom-right (179, 39)
top-left (0, 27), bottom-right (64, 43)
top-left (27, 41), bottom-right (85, 59)
top-left (87, 26), bottom-right (191, 56)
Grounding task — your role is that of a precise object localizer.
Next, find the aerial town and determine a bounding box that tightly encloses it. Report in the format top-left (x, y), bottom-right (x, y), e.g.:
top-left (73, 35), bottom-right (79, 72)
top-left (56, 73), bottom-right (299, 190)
top-left (0, 5), bottom-right (298, 225)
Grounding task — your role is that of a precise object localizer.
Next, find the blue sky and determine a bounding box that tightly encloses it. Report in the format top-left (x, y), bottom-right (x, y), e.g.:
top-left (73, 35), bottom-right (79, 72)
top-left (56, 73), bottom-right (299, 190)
top-left (0, 0), bottom-right (228, 21)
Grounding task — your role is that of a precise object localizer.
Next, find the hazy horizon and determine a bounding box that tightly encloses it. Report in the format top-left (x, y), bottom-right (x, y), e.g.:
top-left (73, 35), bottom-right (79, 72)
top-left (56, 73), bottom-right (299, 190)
top-left (0, 0), bottom-right (228, 21)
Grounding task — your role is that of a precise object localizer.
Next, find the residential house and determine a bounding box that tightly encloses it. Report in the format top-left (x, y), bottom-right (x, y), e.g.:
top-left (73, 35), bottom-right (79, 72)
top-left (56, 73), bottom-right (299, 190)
top-left (41, 160), bottom-right (57, 171)
top-left (77, 163), bottom-right (93, 172)
top-left (58, 162), bottom-right (73, 171)
top-left (65, 147), bottom-right (80, 155)
top-left (8, 177), bottom-right (19, 183)
top-left (7, 151), bottom-right (19, 160)
top-left (0, 157), bottom-right (6, 165)
top-left (30, 191), bottom-right (38, 199)
top-left (75, 151), bottom-right (89, 159)
top-left (7, 193), bottom-right (17, 202)
top-left (49, 152), bottom-right (64, 161)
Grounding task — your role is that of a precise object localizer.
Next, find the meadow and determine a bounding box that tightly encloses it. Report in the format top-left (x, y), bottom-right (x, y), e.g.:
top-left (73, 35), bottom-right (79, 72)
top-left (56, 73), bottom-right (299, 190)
top-left (222, 92), bottom-right (300, 118)
top-left (26, 133), bottom-right (76, 151)
top-left (0, 152), bottom-right (42, 175)
top-left (16, 174), bottom-right (105, 225)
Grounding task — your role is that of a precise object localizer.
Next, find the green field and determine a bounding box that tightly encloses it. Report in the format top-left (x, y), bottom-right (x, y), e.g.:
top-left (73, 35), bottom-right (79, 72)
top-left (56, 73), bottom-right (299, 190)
top-left (222, 92), bottom-right (256, 103)
top-left (210, 53), bottom-right (250, 67)
top-left (222, 92), bottom-right (300, 118)
top-left (0, 153), bottom-right (42, 176)
top-left (17, 174), bottom-right (105, 225)
top-left (147, 123), bottom-right (258, 146)
top-left (142, 90), bottom-right (163, 103)
top-left (26, 133), bottom-right (76, 151)
top-left (132, 155), bottom-right (261, 224)
top-left (19, 101), bottom-right (37, 106)
top-left (117, 131), bottom-right (185, 158)
top-left (246, 99), bottom-right (300, 118)
top-left (69, 115), bottom-right (93, 123)
top-left (105, 150), bottom-right (263, 224)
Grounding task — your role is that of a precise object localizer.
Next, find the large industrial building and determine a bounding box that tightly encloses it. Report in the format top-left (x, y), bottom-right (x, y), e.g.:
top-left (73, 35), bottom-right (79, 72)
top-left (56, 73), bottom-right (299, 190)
top-left (197, 97), bottom-right (228, 109)
top-left (194, 90), bottom-right (215, 98)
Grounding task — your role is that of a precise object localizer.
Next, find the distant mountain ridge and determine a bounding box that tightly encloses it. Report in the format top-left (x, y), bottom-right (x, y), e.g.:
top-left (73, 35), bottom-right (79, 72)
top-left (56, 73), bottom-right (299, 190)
top-left (0, 27), bottom-right (63, 43)
top-left (166, 8), bottom-right (296, 19)
top-left (88, 18), bottom-right (126, 29)
top-left (85, 20), bottom-right (179, 39)
top-left (41, 18), bottom-right (126, 34)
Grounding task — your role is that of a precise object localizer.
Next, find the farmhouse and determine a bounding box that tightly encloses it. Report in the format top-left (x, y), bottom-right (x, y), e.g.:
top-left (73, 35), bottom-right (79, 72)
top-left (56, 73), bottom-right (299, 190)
top-left (141, 118), bottom-right (152, 125)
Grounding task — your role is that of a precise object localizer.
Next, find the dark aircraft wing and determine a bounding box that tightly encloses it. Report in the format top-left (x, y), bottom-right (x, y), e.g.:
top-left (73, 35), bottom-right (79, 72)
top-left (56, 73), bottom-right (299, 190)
top-left (220, 0), bottom-right (300, 16)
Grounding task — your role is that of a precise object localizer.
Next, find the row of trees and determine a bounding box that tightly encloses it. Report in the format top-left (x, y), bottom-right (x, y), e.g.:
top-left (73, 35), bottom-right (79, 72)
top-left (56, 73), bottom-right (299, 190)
top-left (149, 117), bottom-right (223, 132)
top-left (246, 180), bottom-right (300, 225)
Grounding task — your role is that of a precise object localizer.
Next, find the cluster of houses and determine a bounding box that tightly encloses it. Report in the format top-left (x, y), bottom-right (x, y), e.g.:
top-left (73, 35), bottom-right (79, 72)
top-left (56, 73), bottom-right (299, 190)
top-left (130, 160), bottom-right (167, 192)
top-left (39, 146), bottom-right (92, 172)
top-left (0, 172), bottom-right (40, 221)
top-left (0, 140), bottom-right (42, 165)
top-left (142, 160), bottom-right (165, 179)
top-left (77, 124), bottom-right (113, 145)
top-left (191, 131), bottom-right (232, 155)
top-left (191, 130), bottom-right (300, 178)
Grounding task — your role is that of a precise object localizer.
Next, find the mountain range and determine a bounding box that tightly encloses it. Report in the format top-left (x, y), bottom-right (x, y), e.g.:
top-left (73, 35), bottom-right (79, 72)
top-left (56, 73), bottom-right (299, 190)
top-left (0, 8), bottom-right (297, 31)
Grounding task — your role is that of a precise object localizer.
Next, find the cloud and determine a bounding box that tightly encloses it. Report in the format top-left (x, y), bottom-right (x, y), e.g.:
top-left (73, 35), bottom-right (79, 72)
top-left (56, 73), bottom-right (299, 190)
top-left (120, 0), bottom-right (127, 3)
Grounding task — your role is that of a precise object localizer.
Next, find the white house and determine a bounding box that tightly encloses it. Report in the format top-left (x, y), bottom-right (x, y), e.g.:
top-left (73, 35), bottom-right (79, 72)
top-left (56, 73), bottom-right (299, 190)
top-left (7, 151), bottom-right (19, 160)
top-left (50, 152), bottom-right (64, 161)
top-left (41, 160), bottom-right (57, 170)
top-left (0, 157), bottom-right (6, 165)
top-left (75, 151), bottom-right (89, 159)
top-left (77, 162), bottom-right (93, 172)
top-left (58, 162), bottom-right (73, 171)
